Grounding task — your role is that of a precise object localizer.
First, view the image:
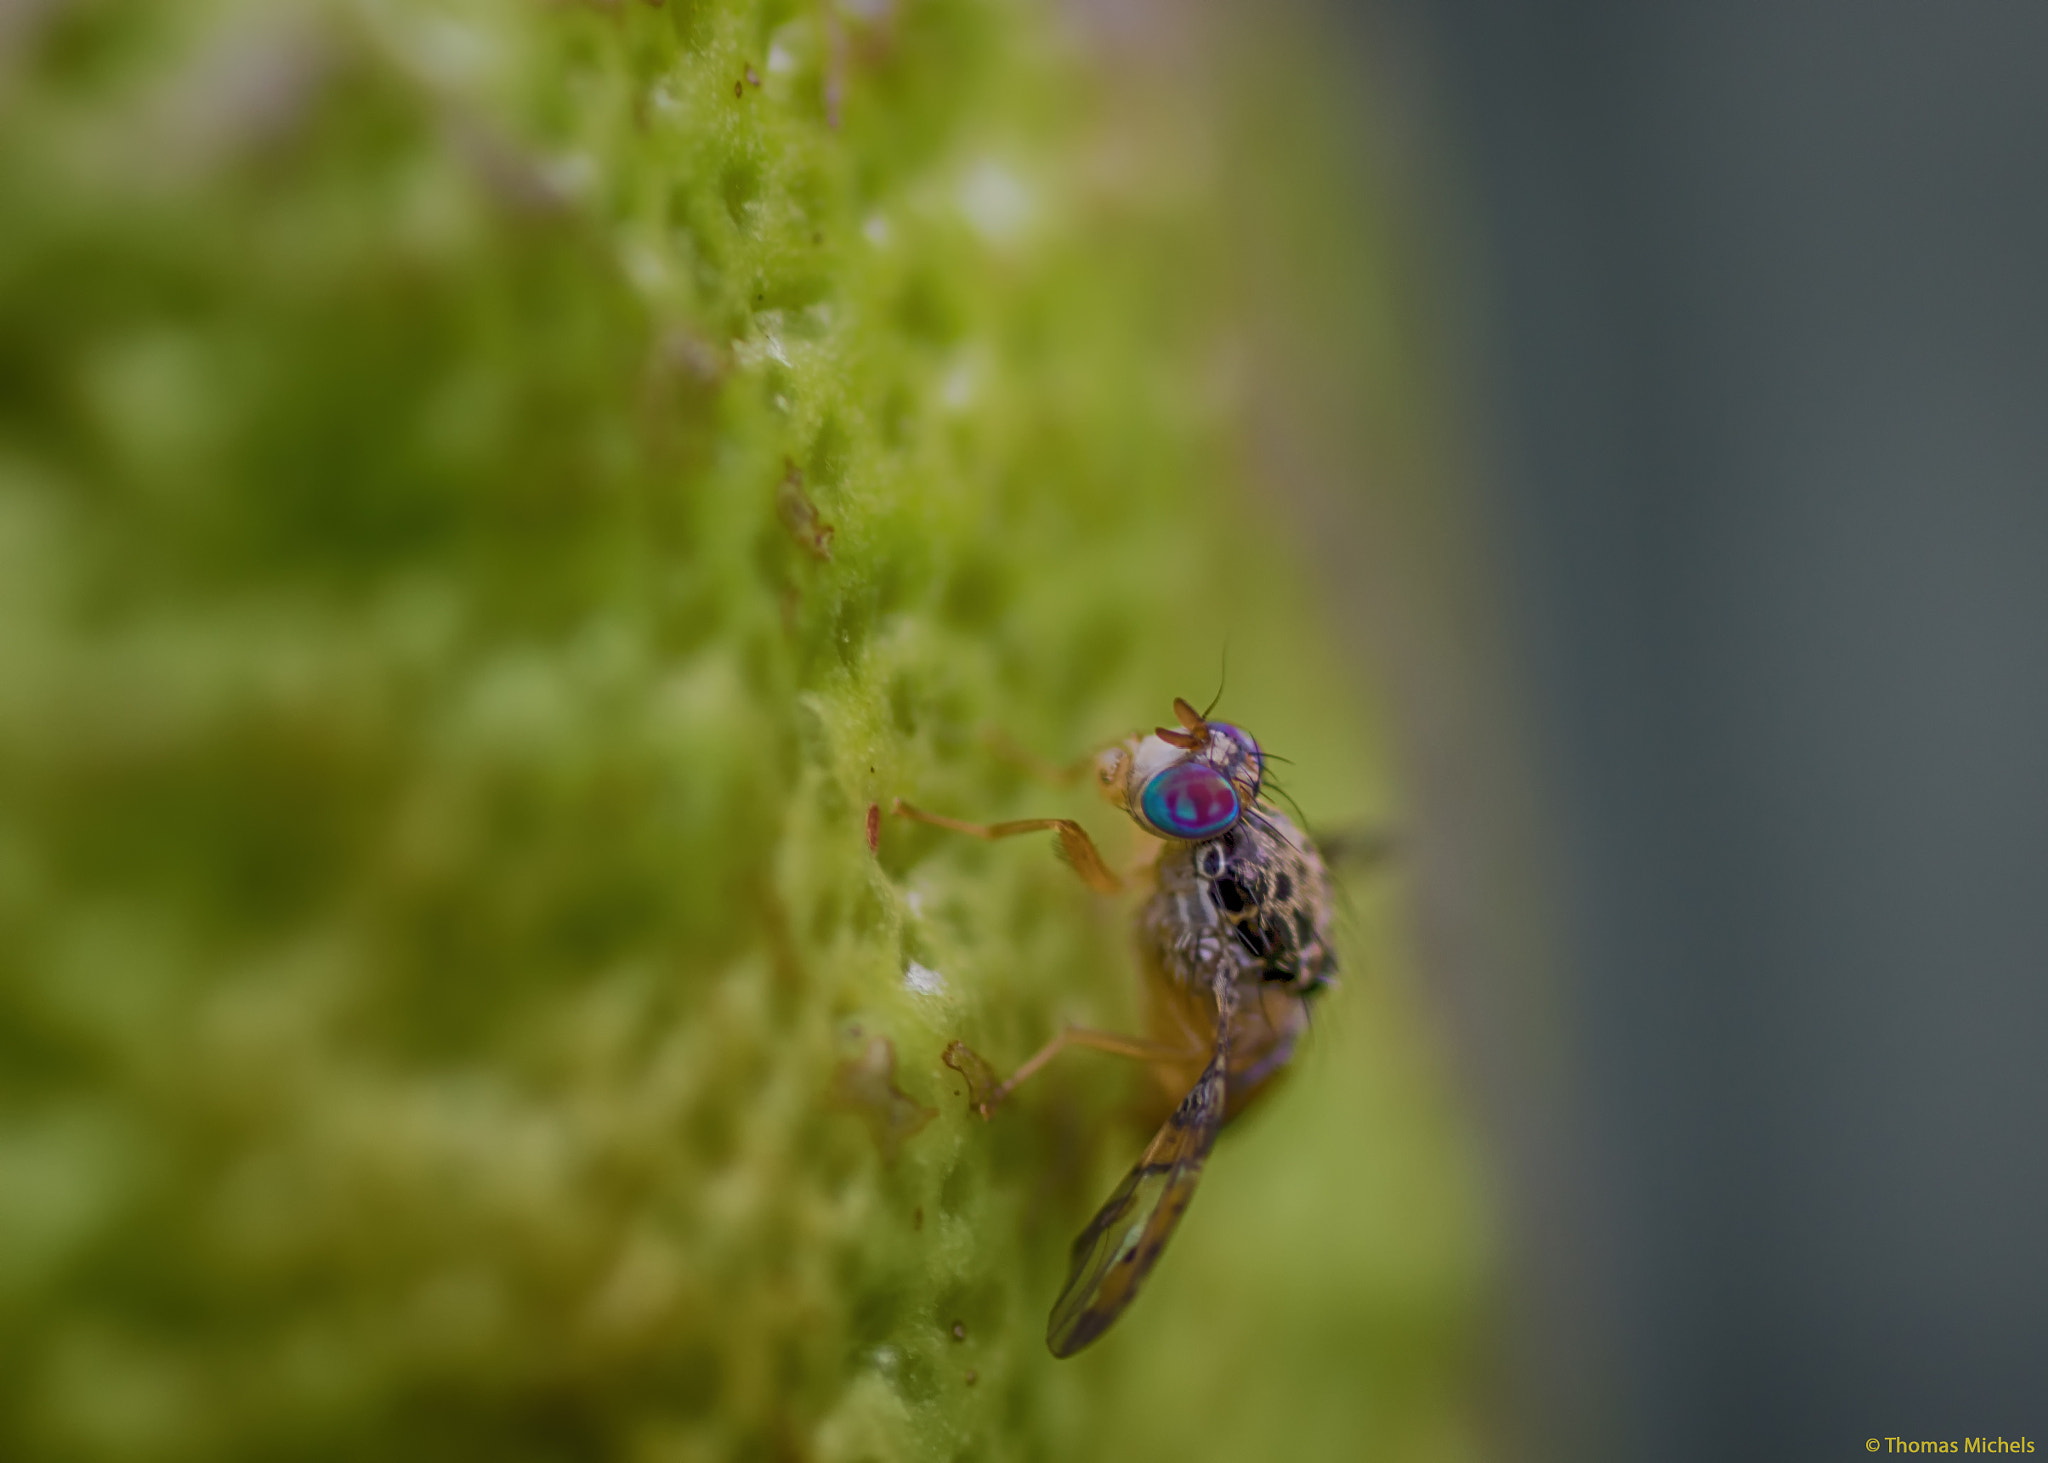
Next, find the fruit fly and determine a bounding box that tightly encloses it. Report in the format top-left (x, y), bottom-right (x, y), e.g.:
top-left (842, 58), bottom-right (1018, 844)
top-left (894, 697), bottom-right (1340, 1356)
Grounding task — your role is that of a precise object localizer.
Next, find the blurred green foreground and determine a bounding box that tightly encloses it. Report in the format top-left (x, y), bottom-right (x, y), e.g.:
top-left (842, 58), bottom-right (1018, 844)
top-left (0, 1), bottom-right (1490, 1458)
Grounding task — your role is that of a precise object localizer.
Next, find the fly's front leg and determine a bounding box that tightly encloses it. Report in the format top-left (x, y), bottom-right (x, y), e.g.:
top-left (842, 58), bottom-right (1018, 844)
top-left (980, 727), bottom-right (1100, 787)
top-left (941, 1028), bottom-right (1206, 1119)
top-left (892, 799), bottom-right (1122, 894)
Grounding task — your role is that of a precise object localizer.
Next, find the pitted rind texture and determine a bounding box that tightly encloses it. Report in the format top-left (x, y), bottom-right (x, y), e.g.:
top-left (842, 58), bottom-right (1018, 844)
top-left (0, 1), bottom-right (1489, 1459)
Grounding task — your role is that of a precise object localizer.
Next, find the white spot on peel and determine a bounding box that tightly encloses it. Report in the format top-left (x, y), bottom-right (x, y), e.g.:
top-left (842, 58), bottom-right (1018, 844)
top-left (903, 961), bottom-right (945, 997)
top-left (620, 240), bottom-right (668, 297)
top-left (862, 213), bottom-right (891, 248)
top-left (940, 357), bottom-right (975, 412)
top-left (538, 152), bottom-right (596, 204)
top-left (767, 42), bottom-right (797, 76)
top-left (733, 314), bottom-right (792, 374)
top-left (755, 311), bottom-right (791, 367)
top-left (959, 161), bottom-right (1032, 245)
top-left (409, 17), bottom-right (489, 86)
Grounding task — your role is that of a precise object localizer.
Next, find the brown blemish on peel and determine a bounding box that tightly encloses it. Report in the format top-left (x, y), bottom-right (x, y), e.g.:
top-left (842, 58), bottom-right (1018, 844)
top-left (776, 459), bottom-right (834, 560)
top-left (832, 1036), bottom-right (935, 1164)
top-left (940, 1040), bottom-right (1003, 1118)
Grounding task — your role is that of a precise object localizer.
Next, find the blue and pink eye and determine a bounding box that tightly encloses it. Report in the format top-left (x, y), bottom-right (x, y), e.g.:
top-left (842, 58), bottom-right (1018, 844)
top-left (1138, 760), bottom-right (1242, 840)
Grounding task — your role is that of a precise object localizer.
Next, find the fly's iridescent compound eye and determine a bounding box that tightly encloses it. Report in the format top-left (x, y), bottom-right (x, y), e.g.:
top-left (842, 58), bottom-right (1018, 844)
top-left (1138, 759), bottom-right (1241, 840)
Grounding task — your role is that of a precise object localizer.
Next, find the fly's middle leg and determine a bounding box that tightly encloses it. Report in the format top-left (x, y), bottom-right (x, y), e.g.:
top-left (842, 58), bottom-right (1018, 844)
top-left (941, 1028), bottom-right (1206, 1119)
top-left (892, 799), bottom-right (1123, 894)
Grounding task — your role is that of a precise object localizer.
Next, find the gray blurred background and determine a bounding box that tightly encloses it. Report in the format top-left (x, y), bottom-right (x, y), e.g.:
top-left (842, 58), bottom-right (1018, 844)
top-left (1306, 2), bottom-right (2048, 1458)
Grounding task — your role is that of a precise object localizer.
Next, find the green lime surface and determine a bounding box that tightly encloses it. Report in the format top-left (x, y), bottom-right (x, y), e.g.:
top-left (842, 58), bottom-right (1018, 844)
top-left (0, 1), bottom-right (1490, 1458)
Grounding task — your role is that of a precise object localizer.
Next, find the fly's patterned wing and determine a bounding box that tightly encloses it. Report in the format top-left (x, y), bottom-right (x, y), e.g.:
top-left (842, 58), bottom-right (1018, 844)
top-left (1044, 1027), bottom-right (1230, 1358)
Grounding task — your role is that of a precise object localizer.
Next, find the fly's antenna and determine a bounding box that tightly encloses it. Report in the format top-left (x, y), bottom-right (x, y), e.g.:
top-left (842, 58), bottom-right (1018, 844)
top-left (1200, 640), bottom-right (1230, 721)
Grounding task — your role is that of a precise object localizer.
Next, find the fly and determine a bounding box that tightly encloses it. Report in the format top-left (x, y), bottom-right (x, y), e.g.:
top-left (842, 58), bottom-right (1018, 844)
top-left (895, 697), bottom-right (1347, 1356)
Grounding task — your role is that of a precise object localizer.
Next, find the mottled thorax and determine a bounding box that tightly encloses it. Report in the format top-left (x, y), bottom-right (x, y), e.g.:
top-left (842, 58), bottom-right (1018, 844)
top-left (1143, 807), bottom-right (1337, 998)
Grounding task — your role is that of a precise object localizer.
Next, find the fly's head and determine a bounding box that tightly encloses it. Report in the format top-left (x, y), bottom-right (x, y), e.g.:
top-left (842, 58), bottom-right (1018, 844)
top-left (1096, 697), bottom-right (1265, 843)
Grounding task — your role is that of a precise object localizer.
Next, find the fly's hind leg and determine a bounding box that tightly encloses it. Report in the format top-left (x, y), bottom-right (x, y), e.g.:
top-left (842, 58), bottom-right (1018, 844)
top-left (892, 799), bottom-right (1122, 894)
top-left (942, 1028), bottom-right (1206, 1120)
